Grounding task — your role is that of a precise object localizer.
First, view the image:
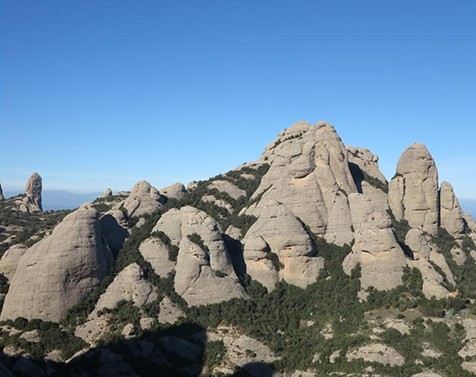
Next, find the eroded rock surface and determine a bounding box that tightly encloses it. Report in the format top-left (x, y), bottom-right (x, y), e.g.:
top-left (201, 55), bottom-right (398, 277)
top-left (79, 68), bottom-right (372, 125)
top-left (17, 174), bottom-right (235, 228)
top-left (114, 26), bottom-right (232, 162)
top-left (242, 200), bottom-right (323, 291)
top-left (120, 181), bottom-right (163, 218)
top-left (1, 205), bottom-right (113, 321)
top-left (343, 194), bottom-right (406, 291)
top-left (245, 121), bottom-right (357, 243)
top-left (440, 181), bottom-right (465, 237)
top-left (152, 206), bottom-right (247, 306)
top-left (388, 144), bottom-right (439, 235)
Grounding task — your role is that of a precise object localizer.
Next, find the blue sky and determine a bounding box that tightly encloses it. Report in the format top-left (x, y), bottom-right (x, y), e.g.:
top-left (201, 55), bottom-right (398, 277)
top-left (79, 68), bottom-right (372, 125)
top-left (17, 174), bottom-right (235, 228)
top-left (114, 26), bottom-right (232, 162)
top-left (1, 1), bottom-right (475, 203)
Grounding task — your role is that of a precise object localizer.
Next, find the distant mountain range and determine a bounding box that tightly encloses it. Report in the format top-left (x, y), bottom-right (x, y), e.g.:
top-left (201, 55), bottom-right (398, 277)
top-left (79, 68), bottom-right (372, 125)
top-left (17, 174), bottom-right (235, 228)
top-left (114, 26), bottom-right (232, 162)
top-left (4, 190), bottom-right (102, 211)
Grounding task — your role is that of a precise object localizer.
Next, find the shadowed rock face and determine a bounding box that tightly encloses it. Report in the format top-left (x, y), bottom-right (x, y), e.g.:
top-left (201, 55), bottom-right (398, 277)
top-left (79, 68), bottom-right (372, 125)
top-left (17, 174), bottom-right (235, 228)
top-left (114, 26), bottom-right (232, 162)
top-left (24, 172), bottom-right (43, 212)
top-left (0, 205), bottom-right (113, 322)
top-left (388, 143), bottom-right (439, 235)
top-left (0, 183), bottom-right (4, 201)
top-left (245, 121), bottom-right (357, 245)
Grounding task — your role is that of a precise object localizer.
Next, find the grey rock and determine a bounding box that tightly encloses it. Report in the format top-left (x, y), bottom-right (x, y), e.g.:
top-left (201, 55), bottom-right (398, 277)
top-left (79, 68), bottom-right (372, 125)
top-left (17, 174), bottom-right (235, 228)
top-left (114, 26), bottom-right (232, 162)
top-left (102, 188), bottom-right (113, 197)
top-left (346, 343), bottom-right (405, 366)
top-left (0, 205), bottom-right (113, 322)
top-left (160, 182), bottom-right (186, 201)
top-left (0, 183), bottom-right (4, 201)
top-left (406, 228), bottom-right (455, 299)
top-left (343, 193), bottom-right (407, 291)
top-left (208, 180), bottom-right (246, 200)
top-left (0, 244), bottom-right (28, 280)
top-left (242, 200), bottom-right (324, 291)
top-left (388, 144), bottom-right (439, 235)
top-left (93, 263), bottom-right (157, 315)
top-left (347, 146), bottom-right (389, 211)
top-left (158, 296), bottom-right (185, 324)
top-left (153, 206), bottom-right (247, 306)
top-left (139, 236), bottom-right (175, 278)
top-left (22, 172), bottom-right (43, 212)
top-left (120, 180), bottom-right (163, 218)
top-left (246, 121), bottom-right (357, 243)
top-left (440, 181), bottom-right (465, 237)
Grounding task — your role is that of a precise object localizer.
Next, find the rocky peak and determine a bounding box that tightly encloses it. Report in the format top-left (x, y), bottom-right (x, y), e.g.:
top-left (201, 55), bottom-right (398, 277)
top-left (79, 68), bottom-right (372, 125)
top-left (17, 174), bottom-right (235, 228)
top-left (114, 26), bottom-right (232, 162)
top-left (24, 172), bottom-right (43, 212)
top-left (0, 183), bottom-right (4, 201)
top-left (120, 180), bottom-right (164, 217)
top-left (388, 143), bottom-right (439, 235)
top-left (439, 181), bottom-right (465, 237)
top-left (246, 121), bottom-right (357, 242)
top-left (0, 205), bottom-right (113, 322)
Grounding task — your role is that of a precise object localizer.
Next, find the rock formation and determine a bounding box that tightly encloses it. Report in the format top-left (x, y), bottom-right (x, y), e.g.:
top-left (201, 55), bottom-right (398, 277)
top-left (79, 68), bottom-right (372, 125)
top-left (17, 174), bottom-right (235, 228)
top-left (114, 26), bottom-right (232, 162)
top-left (119, 180), bottom-right (163, 218)
top-left (160, 182), bottom-right (186, 201)
top-left (343, 193), bottom-right (407, 291)
top-left (102, 188), bottom-right (113, 197)
top-left (245, 121), bottom-right (357, 244)
top-left (347, 146), bottom-right (389, 211)
top-left (14, 173), bottom-right (44, 212)
top-left (242, 200), bottom-right (324, 291)
top-left (151, 206), bottom-right (247, 306)
top-left (0, 244), bottom-right (28, 281)
top-left (439, 181), bottom-right (465, 237)
top-left (0, 205), bottom-right (113, 321)
top-left (92, 263), bottom-right (157, 315)
top-left (388, 144), bottom-right (439, 235)
top-left (0, 183), bottom-right (4, 201)
top-left (406, 228), bottom-right (456, 299)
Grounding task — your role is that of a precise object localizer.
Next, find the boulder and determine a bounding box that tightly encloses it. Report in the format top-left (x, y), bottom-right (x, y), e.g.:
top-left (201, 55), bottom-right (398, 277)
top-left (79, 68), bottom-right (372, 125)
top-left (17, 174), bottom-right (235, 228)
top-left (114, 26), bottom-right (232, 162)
top-left (246, 121), bottom-right (357, 243)
top-left (24, 172), bottom-right (43, 212)
top-left (93, 263), bottom-right (157, 315)
top-left (343, 193), bottom-right (407, 291)
top-left (0, 205), bottom-right (113, 321)
top-left (242, 200), bottom-right (324, 291)
top-left (138, 237), bottom-right (175, 278)
top-left (440, 181), bottom-right (465, 237)
top-left (388, 144), bottom-right (439, 235)
top-left (152, 206), bottom-right (247, 306)
top-left (102, 188), bottom-right (113, 197)
top-left (120, 180), bottom-right (163, 218)
top-left (160, 182), bottom-right (186, 201)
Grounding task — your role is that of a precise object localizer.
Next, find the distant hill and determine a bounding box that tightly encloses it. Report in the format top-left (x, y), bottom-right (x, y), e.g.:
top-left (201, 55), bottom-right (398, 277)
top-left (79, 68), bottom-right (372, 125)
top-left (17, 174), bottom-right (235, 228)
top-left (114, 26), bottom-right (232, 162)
top-left (4, 190), bottom-right (102, 210)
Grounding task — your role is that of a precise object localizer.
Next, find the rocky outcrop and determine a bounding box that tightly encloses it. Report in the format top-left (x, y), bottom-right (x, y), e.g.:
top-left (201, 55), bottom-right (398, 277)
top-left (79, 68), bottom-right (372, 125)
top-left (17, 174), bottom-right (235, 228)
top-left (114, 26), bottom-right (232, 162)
top-left (388, 144), bottom-right (439, 235)
top-left (120, 181), bottom-right (163, 218)
top-left (0, 244), bottom-right (28, 280)
top-left (347, 146), bottom-right (389, 211)
top-left (209, 180), bottom-right (246, 200)
top-left (92, 263), bottom-right (157, 315)
top-left (0, 183), bottom-right (4, 201)
top-left (138, 237), bottom-right (175, 278)
top-left (160, 182), bottom-right (186, 201)
top-left (242, 200), bottom-right (324, 291)
top-left (100, 209), bottom-right (129, 256)
top-left (13, 173), bottom-right (44, 212)
top-left (157, 296), bottom-right (185, 324)
top-left (245, 121), bottom-right (357, 244)
top-left (405, 228), bottom-right (456, 299)
top-left (102, 188), bottom-right (112, 197)
top-left (346, 343), bottom-right (405, 366)
top-left (0, 205), bottom-right (113, 322)
top-left (152, 206), bottom-right (247, 306)
top-left (440, 181), bottom-right (465, 237)
top-left (343, 193), bottom-right (407, 291)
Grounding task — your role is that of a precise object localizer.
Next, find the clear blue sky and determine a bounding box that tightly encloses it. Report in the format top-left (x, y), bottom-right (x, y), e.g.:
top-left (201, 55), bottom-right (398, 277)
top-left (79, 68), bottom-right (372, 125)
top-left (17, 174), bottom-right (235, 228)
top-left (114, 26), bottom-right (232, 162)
top-left (1, 1), bottom-right (475, 201)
